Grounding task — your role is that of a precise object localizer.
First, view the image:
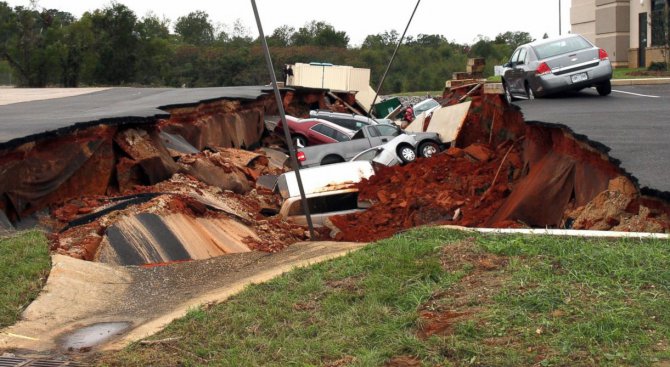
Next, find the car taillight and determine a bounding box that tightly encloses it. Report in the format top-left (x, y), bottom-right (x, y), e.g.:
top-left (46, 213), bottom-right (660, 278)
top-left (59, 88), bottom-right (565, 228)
top-left (297, 151), bottom-right (306, 162)
top-left (598, 48), bottom-right (609, 61)
top-left (535, 62), bottom-right (552, 76)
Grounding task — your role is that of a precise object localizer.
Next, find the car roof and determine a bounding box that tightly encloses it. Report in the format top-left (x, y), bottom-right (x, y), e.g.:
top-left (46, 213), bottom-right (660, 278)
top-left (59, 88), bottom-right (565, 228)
top-left (298, 118), bottom-right (356, 135)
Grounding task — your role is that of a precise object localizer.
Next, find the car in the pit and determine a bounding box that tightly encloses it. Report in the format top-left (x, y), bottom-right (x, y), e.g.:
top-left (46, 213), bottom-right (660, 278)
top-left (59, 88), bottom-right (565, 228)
top-left (274, 115), bottom-right (354, 147)
top-left (349, 134), bottom-right (418, 166)
top-left (501, 34), bottom-right (613, 102)
top-left (411, 98), bottom-right (440, 118)
top-left (275, 160), bottom-right (375, 226)
top-left (309, 110), bottom-right (394, 130)
top-left (296, 124), bottom-right (443, 168)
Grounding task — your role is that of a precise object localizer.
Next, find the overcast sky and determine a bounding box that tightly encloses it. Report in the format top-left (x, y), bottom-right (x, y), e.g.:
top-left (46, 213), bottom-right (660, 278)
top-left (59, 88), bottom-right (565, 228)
top-left (6, 0), bottom-right (572, 46)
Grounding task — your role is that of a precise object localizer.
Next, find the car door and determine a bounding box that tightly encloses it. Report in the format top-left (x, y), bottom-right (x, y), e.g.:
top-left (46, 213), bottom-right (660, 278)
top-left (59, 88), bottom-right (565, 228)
top-left (345, 128), bottom-right (379, 160)
top-left (374, 125), bottom-right (403, 145)
top-left (510, 47), bottom-right (529, 92)
top-left (503, 48), bottom-right (522, 93)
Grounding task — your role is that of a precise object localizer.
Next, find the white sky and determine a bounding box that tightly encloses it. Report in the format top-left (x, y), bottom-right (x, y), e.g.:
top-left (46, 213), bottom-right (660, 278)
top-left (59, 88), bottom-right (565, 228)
top-left (6, 0), bottom-right (572, 46)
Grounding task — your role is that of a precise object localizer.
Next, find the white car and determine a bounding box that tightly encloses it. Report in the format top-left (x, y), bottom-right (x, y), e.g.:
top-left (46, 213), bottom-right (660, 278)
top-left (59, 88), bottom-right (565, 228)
top-left (351, 134), bottom-right (418, 166)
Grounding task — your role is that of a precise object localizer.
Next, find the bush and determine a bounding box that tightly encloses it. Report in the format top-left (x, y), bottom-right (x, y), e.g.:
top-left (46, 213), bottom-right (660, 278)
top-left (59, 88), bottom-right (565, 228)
top-left (648, 61), bottom-right (668, 71)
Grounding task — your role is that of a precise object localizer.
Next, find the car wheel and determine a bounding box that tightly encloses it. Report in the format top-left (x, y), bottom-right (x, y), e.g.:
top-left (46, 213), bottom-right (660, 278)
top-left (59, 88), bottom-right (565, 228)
top-left (292, 135), bottom-right (307, 147)
top-left (596, 80), bottom-right (612, 96)
top-left (503, 82), bottom-right (514, 104)
top-left (418, 141), bottom-right (439, 158)
top-left (397, 144), bottom-right (416, 164)
top-left (525, 82), bottom-right (535, 100)
top-left (321, 155), bottom-right (344, 165)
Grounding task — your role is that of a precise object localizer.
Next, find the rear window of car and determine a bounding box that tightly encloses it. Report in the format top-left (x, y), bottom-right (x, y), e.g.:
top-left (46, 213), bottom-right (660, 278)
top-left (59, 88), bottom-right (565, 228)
top-left (532, 36), bottom-right (591, 59)
top-left (312, 124), bottom-right (336, 139)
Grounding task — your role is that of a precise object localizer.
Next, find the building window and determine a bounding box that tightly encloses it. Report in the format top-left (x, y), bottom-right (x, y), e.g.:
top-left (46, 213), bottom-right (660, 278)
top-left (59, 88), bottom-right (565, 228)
top-left (651, 0), bottom-right (669, 46)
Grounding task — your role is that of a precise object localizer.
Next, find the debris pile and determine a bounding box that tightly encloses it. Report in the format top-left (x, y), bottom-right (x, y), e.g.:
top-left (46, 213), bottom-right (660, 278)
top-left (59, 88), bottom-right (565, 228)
top-left (329, 85), bottom-right (670, 241)
top-left (50, 165), bottom-right (315, 264)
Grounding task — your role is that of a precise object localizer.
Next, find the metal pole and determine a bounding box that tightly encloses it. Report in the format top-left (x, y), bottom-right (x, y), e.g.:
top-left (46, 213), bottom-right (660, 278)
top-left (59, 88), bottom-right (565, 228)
top-left (367, 0), bottom-right (421, 117)
top-left (559, 0), bottom-right (562, 36)
top-left (250, 0), bottom-right (316, 239)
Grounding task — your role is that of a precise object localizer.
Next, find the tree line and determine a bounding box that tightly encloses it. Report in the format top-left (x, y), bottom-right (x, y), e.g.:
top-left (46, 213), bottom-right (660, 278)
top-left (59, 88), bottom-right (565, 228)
top-left (0, 1), bottom-right (534, 92)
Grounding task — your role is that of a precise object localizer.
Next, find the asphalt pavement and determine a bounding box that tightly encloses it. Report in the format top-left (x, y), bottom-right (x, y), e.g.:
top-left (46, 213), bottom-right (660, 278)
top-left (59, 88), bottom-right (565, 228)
top-left (516, 84), bottom-right (670, 193)
top-left (0, 86), bottom-right (271, 148)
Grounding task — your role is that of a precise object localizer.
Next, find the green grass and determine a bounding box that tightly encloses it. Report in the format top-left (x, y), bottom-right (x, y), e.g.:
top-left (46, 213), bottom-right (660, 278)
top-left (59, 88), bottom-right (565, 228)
top-left (97, 228), bottom-right (670, 366)
top-left (612, 67), bottom-right (647, 79)
top-left (0, 230), bottom-right (51, 328)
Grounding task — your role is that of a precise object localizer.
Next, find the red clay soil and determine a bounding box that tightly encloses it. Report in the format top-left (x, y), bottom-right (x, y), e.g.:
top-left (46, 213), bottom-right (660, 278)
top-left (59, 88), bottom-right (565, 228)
top-left (48, 151), bottom-right (316, 261)
top-left (329, 143), bottom-right (524, 242)
top-left (330, 88), bottom-right (670, 242)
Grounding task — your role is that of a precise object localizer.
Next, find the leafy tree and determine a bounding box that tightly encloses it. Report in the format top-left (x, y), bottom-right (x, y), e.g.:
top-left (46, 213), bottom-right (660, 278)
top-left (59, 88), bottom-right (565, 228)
top-left (291, 21), bottom-right (349, 48)
top-left (1, 5), bottom-right (73, 86)
top-left (494, 31), bottom-right (534, 49)
top-left (267, 25), bottom-right (294, 47)
top-left (0, 2), bottom-right (16, 67)
top-left (87, 3), bottom-right (138, 84)
top-left (135, 13), bottom-right (173, 85)
top-left (175, 10), bottom-right (213, 45)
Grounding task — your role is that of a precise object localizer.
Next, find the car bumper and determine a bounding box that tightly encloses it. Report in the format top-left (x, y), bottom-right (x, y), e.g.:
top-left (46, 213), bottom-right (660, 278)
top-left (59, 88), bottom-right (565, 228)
top-left (531, 61), bottom-right (612, 96)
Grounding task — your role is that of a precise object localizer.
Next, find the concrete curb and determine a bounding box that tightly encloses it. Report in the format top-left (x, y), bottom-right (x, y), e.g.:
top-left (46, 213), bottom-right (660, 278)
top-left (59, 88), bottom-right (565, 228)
top-left (611, 78), bottom-right (670, 86)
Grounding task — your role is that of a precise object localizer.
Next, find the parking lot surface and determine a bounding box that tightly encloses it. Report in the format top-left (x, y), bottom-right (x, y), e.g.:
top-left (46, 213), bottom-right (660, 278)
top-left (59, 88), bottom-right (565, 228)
top-left (516, 84), bottom-right (670, 193)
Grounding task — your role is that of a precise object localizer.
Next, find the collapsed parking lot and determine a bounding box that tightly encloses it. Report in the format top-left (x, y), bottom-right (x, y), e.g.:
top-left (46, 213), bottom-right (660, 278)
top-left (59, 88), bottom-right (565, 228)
top-left (1, 79), bottom-right (670, 355)
top-left (0, 82), bottom-right (668, 260)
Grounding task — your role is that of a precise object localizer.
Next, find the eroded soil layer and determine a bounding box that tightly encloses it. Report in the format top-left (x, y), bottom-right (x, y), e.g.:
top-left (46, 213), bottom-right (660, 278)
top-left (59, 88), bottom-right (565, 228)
top-left (329, 88), bottom-right (670, 242)
top-left (0, 88), bottom-right (337, 264)
top-left (1, 84), bottom-right (669, 263)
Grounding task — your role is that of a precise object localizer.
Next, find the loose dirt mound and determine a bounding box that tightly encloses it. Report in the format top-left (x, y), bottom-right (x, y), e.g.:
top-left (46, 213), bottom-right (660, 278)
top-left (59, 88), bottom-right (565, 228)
top-left (330, 89), bottom-right (670, 242)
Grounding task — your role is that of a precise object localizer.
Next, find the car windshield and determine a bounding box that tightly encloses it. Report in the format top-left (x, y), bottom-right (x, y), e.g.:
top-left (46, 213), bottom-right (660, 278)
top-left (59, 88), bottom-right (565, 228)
top-left (413, 99), bottom-right (439, 115)
top-left (532, 36), bottom-right (591, 59)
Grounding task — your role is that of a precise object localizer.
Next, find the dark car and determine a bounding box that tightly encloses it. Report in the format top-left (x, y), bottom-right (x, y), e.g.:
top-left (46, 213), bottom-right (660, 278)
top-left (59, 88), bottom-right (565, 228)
top-left (274, 116), bottom-right (354, 147)
top-left (501, 34), bottom-right (613, 102)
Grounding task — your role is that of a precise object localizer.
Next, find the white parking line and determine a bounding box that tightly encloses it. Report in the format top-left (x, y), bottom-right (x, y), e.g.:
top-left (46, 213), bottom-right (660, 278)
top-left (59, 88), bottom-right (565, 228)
top-left (611, 89), bottom-right (660, 98)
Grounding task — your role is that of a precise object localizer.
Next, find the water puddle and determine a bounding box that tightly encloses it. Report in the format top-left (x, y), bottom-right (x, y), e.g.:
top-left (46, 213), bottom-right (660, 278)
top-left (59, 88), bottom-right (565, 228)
top-left (61, 321), bottom-right (131, 351)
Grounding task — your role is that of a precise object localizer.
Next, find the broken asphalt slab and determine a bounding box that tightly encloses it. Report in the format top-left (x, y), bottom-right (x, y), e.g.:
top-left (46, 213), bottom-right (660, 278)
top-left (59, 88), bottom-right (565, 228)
top-left (516, 84), bottom-right (670, 193)
top-left (0, 86), bottom-right (273, 149)
top-left (0, 240), bottom-right (366, 357)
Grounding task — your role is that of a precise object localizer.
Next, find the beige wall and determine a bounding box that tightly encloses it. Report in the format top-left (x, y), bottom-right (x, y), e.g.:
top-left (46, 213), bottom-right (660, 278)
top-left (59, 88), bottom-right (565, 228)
top-left (595, 0), bottom-right (630, 64)
top-left (571, 0), bottom-right (596, 41)
top-left (570, 0), bottom-right (663, 66)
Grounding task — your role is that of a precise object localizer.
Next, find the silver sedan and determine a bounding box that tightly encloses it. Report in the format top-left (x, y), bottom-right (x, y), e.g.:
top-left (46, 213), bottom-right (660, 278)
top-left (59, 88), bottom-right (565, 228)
top-left (501, 34), bottom-right (613, 102)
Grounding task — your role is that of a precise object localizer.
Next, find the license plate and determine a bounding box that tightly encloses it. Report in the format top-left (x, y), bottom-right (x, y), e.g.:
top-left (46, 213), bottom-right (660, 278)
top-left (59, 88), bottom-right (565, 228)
top-left (571, 72), bottom-right (588, 83)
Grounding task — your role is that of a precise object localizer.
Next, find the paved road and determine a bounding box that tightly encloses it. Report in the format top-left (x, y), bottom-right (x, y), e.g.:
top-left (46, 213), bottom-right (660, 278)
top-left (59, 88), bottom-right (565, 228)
top-left (0, 86), bottom-right (270, 148)
top-left (516, 84), bottom-right (670, 193)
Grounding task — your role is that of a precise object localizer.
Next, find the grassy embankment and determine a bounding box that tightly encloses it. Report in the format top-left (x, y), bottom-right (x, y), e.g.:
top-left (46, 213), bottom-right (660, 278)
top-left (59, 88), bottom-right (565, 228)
top-left (0, 231), bottom-right (50, 328)
top-left (99, 227), bottom-right (670, 366)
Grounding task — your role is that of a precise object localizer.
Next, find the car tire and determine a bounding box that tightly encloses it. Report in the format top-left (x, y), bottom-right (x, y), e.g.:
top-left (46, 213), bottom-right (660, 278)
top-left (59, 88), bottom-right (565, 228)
top-left (596, 80), bottom-right (612, 96)
top-left (397, 144), bottom-right (416, 164)
top-left (418, 141), bottom-right (439, 158)
top-left (525, 82), bottom-right (535, 100)
top-left (321, 155), bottom-right (344, 165)
top-left (292, 135), bottom-right (307, 147)
top-left (503, 82), bottom-right (514, 104)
